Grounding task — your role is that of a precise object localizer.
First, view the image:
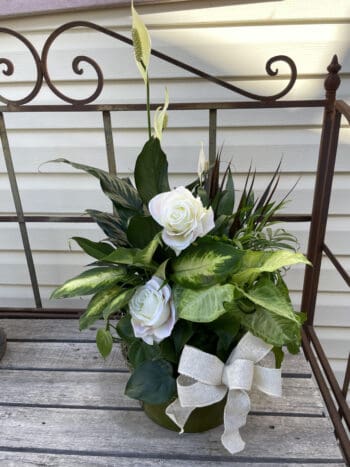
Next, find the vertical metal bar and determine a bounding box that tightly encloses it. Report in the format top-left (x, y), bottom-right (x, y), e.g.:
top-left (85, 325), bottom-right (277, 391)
top-left (343, 354), bottom-right (350, 399)
top-left (102, 110), bottom-right (117, 175)
top-left (209, 109), bottom-right (217, 166)
top-left (301, 56), bottom-right (341, 326)
top-left (0, 112), bottom-right (42, 308)
top-left (302, 329), bottom-right (350, 464)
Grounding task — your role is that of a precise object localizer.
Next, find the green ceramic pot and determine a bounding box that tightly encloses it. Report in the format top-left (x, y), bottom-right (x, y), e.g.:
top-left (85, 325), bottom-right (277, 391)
top-left (143, 397), bottom-right (226, 433)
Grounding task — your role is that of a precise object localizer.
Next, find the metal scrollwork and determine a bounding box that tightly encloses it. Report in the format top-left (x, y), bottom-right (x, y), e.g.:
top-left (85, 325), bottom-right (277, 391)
top-left (0, 27), bottom-right (43, 105)
top-left (0, 20), bottom-right (298, 106)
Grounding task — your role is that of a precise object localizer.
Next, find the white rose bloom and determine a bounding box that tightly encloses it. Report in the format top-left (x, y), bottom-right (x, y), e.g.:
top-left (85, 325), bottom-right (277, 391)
top-left (149, 186), bottom-right (215, 255)
top-left (129, 276), bottom-right (176, 345)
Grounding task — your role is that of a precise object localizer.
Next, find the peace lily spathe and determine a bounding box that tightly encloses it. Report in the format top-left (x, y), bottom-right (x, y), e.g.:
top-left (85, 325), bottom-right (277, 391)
top-left (129, 276), bottom-right (176, 345)
top-left (149, 186), bottom-right (215, 255)
top-left (166, 332), bottom-right (282, 454)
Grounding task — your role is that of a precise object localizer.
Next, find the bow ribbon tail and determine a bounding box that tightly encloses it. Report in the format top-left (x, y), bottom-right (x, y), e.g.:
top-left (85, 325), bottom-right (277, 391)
top-left (165, 398), bottom-right (195, 434)
top-left (221, 389), bottom-right (250, 454)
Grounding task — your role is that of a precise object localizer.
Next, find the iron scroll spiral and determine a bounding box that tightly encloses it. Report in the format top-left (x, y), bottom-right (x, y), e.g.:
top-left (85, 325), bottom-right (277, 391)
top-left (1, 21), bottom-right (297, 105)
top-left (0, 27), bottom-right (43, 105)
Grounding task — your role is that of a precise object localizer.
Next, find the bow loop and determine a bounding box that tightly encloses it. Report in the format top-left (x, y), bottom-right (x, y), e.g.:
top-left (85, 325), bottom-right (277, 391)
top-left (178, 345), bottom-right (224, 385)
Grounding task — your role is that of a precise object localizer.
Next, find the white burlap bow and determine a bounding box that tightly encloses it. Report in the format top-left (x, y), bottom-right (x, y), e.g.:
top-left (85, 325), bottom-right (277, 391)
top-left (166, 332), bottom-right (282, 454)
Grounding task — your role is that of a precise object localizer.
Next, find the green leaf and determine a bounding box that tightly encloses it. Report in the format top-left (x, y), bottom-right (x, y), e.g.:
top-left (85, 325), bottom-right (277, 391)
top-left (216, 189), bottom-right (235, 216)
top-left (51, 267), bottom-right (128, 299)
top-left (103, 234), bottom-right (160, 270)
top-left (71, 237), bottom-right (115, 260)
top-left (96, 328), bottom-right (113, 359)
top-left (86, 209), bottom-right (130, 246)
top-left (103, 288), bottom-right (136, 320)
top-left (239, 305), bottom-right (301, 348)
top-left (207, 311), bottom-right (240, 336)
top-left (231, 250), bottom-right (311, 286)
top-left (79, 286), bottom-right (123, 330)
top-left (155, 259), bottom-right (169, 281)
top-left (174, 283), bottom-right (235, 323)
top-left (134, 138), bottom-right (170, 204)
top-left (116, 314), bottom-right (135, 343)
top-left (272, 347), bottom-right (285, 369)
top-left (125, 359), bottom-right (176, 404)
top-left (52, 159), bottom-right (142, 212)
top-left (171, 319), bottom-right (193, 354)
top-left (128, 340), bottom-right (160, 368)
top-left (171, 241), bottom-right (242, 288)
top-left (159, 339), bottom-right (177, 363)
top-left (127, 215), bottom-right (162, 248)
top-left (239, 282), bottom-right (299, 325)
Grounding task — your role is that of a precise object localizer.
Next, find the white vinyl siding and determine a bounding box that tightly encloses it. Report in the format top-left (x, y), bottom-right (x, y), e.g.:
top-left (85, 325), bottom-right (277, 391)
top-left (0, 0), bottom-right (349, 385)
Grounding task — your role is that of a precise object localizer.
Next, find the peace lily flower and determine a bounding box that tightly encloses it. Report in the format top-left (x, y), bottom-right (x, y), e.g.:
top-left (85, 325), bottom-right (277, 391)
top-left (149, 186), bottom-right (215, 255)
top-left (197, 142), bottom-right (209, 184)
top-left (153, 88), bottom-right (169, 141)
top-left (131, 0), bottom-right (151, 85)
top-left (129, 276), bottom-right (176, 345)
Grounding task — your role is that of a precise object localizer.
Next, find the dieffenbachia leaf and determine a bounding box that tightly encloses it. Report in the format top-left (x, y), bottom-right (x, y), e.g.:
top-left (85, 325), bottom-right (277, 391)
top-left (131, 1), bottom-right (151, 84)
top-left (171, 241), bottom-right (243, 288)
top-left (79, 286), bottom-right (123, 330)
top-left (103, 288), bottom-right (136, 320)
top-left (51, 267), bottom-right (128, 299)
top-left (231, 250), bottom-right (311, 286)
top-left (173, 283), bottom-right (235, 323)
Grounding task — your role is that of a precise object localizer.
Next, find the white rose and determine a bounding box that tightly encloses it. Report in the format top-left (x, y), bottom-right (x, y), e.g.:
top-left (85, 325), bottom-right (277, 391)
top-left (129, 276), bottom-right (176, 345)
top-left (148, 186), bottom-right (215, 255)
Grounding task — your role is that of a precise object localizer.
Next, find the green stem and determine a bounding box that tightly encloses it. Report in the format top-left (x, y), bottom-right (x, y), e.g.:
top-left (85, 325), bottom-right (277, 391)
top-left (146, 74), bottom-right (151, 139)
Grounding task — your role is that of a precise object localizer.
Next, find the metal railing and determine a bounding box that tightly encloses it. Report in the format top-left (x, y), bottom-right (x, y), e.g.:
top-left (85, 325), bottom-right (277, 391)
top-left (0, 21), bottom-right (348, 462)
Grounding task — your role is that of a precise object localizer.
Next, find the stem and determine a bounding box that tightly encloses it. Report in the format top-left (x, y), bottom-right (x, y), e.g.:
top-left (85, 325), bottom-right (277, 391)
top-left (146, 74), bottom-right (151, 139)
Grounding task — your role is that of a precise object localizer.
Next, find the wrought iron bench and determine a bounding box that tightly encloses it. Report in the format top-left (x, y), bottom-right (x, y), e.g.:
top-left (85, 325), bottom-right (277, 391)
top-left (0, 21), bottom-right (349, 465)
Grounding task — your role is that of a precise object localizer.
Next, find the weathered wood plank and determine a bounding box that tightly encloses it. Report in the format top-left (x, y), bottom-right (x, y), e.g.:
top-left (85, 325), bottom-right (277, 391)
top-left (0, 407), bottom-right (342, 461)
top-left (0, 341), bottom-right (311, 375)
top-left (0, 370), bottom-right (324, 415)
top-left (0, 342), bottom-right (125, 371)
top-left (0, 318), bottom-right (98, 341)
top-left (0, 451), bottom-right (345, 467)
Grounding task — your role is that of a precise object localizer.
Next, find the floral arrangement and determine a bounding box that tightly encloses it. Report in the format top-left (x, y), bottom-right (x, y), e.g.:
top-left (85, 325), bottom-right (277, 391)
top-left (51, 4), bottom-right (310, 455)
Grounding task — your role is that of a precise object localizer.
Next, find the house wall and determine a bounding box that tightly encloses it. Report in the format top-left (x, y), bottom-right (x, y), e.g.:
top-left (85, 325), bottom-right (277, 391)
top-left (0, 0), bottom-right (349, 385)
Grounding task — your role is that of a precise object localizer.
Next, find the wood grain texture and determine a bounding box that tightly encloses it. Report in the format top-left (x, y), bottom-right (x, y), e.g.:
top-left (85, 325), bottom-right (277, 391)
top-left (0, 340), bottom-right (311, 374)
top-left (0, 370), bottom-right (323, 414)
top-left (0, 451), bottom-right (345, 467)
top-left (0, 406), bottom-right (342, 460)
top-left (0, 319), bottom-right (343, 464)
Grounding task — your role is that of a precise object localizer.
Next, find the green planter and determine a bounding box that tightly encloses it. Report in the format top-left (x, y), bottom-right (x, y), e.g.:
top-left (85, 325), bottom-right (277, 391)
top-left (143, 397), bottom-right (226, 433)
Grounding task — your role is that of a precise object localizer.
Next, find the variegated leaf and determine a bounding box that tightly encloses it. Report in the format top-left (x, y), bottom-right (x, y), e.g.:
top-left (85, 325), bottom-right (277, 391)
top-left (171, 242), bottom-right (242, 288)
top-left (51, 267), bottom-right (128, 299)
top-left (79, 286), bottom-right (123, 330)
top-left (174, 283), bottom-right (235, 322)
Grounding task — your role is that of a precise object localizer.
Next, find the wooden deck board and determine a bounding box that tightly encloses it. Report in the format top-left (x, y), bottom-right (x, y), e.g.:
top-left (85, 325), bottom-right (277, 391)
top-left (0, 319), bottom-right (344, 465)
top-left (0, 452), bottom-right (345, 467)
top-left (0, 370), bottom-right (324, 414)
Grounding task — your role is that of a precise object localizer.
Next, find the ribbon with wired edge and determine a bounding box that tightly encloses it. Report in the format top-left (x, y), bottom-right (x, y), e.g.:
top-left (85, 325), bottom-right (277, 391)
top-left (165, 332), bottom-right (282, 454)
